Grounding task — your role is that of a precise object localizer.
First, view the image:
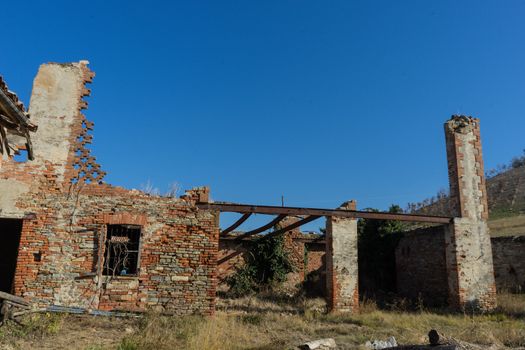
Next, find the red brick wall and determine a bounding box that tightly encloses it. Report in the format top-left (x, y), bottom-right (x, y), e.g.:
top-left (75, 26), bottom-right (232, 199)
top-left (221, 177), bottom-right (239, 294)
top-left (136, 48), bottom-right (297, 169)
top-left (10, 185), bottom-right (219, 315)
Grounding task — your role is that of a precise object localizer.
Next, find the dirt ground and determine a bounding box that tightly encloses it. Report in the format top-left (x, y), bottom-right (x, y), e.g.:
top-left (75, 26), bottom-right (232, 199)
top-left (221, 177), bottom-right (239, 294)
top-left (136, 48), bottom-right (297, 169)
top-left (0, 315), bottom-right (135, 350)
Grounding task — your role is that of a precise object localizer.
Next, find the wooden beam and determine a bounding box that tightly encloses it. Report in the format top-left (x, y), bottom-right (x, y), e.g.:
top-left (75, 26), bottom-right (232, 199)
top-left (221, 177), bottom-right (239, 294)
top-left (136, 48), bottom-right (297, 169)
top-left (0, 291), bottom-right (30, 307)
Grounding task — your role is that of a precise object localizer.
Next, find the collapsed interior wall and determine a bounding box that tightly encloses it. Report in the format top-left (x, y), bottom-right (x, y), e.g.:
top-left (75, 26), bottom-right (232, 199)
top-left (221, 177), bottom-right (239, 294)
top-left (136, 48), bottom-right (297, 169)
top-left (0, 62), bottom-right (219, 315)
top-left (218, 232), bottom-right (326, 295)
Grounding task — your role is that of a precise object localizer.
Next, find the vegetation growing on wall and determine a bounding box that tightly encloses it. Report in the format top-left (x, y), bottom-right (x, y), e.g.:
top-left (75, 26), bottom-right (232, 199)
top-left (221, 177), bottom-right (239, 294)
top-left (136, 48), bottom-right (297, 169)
top-left (226, 233), bottom-right (294, 297)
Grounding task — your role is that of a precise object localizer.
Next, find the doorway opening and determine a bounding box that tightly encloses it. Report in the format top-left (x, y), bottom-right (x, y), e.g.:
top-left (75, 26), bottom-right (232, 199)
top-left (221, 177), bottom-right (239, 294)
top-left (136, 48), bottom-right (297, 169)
top-left (0, 219), bottom-right (23, 293)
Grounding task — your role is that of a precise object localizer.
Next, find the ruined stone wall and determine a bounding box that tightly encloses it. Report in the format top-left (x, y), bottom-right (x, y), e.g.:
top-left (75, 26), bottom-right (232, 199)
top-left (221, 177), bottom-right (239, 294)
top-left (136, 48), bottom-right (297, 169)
top-left (0, 62), bottom-right (219, 315)
top-left (280, 218), bottom-right (307, 291)
top-left (11, 186), bottom-right (218, 315)
top-left (217, 239), bottom-right (251, 292)
top-left (395, 226), bottom-right (449, 306)
top-left (217, 233), bottom-right (326, 295)
top-left (396, 230), bottom-right (525, 300)
top-left (491, 235), bottom-right (525, 293)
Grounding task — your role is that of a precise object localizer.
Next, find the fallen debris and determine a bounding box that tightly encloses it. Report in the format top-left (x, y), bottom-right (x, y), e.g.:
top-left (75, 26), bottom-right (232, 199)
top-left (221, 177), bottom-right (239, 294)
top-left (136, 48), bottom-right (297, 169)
top-left (365, 336), bottom-right (397, 349)
top-left (0, 291), bottom-right (32, 325)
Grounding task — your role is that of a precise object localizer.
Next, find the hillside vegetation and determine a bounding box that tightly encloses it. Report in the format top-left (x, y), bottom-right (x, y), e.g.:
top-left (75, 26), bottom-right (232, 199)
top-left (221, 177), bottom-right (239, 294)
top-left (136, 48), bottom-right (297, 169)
top-left (410, 151), bottom-right (525, 236)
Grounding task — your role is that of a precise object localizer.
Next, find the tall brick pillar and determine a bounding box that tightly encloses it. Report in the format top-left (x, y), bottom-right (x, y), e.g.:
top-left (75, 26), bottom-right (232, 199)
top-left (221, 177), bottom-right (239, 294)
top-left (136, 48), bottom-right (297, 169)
top-left (444, 116), bottom-right (496, 312)
top-left (326, 200), bottom-right (359, 313)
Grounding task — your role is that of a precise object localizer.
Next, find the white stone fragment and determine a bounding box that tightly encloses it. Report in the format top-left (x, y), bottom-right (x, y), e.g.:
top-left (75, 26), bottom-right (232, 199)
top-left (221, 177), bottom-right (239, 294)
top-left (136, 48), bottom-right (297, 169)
top-left (365, 336), bottom-right (397, 349)
top-left (299, 338), bottom-right (337, 349)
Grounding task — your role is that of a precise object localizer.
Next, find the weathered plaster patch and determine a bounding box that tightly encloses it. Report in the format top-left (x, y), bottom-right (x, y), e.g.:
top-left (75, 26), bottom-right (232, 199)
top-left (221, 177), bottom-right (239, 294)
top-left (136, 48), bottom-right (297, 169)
top-left (0, 178), bottom-right (30, 217)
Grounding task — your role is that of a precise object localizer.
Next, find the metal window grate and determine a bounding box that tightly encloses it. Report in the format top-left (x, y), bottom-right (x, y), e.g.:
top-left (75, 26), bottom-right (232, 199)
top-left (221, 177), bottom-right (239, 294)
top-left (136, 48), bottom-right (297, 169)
top-left (103, 224), bottom-right (141, 276)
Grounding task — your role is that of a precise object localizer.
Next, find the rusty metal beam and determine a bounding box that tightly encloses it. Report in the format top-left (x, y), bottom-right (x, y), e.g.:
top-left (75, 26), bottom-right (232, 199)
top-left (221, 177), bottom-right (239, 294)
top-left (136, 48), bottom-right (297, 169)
top-left (218, 250), bottom-right (244, 265)
top-left (261, 215), bottom-right (321, 241)
top-left (220, 235), bottom-right (326, 243)
top-left (236, 214), bottom-right (287, 239)
top-left (220, 213), bottom-right (252, 236)
top-left (197, 202), bottom-right (452, 224)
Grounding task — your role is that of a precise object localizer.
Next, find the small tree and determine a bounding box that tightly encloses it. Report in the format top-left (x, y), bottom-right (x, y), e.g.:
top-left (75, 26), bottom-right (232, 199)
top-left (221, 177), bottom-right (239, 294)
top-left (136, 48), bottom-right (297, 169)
top-left (226, 233), bottom-right (294, 297)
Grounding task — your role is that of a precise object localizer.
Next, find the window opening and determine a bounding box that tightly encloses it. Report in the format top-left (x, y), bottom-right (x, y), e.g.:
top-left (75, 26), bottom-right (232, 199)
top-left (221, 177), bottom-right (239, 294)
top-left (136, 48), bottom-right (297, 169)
top-left (103, 224), bottom-right (141, 276)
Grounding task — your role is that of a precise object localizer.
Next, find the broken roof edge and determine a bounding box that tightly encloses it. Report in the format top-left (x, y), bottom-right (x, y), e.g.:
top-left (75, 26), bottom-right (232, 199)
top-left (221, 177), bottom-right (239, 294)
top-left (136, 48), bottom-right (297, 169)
top-left (0, 76), bottom-right (36, 129)
top-left (0, 74), bottom-right (38, 160)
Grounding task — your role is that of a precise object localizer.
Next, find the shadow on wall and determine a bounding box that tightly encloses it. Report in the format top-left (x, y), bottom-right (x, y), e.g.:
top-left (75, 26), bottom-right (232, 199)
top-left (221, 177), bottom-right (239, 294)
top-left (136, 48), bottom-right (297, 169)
top-left (301, 245), bottom-right (326, 298)
top-left (394, 226), bottom-right (449, 308)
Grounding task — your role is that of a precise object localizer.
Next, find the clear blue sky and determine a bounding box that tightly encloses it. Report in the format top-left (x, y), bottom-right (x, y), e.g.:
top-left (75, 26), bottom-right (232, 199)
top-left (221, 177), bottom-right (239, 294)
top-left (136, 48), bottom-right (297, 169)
top-left (2, 1), bottom-right (525, 229)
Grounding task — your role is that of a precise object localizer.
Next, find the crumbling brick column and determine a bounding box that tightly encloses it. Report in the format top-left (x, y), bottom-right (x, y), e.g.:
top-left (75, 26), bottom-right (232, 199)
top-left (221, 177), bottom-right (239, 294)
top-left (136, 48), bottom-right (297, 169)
top-left (444, 116), bottom-right (496, 312)
top-left (325, 200), bottom-right (358, 313)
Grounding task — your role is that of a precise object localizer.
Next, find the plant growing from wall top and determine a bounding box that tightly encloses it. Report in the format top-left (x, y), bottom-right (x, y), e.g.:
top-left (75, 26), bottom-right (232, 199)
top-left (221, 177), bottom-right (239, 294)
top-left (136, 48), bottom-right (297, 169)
top-left (226, 233), bottom-right (294, 297)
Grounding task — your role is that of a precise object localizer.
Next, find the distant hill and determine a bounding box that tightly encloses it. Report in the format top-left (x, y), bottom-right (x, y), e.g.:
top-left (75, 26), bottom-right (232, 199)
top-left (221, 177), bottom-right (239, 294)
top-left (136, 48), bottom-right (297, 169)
top-left (414, 165), bottom-right (525, 236)
top-left (416, 165), bottom-right (525, 217)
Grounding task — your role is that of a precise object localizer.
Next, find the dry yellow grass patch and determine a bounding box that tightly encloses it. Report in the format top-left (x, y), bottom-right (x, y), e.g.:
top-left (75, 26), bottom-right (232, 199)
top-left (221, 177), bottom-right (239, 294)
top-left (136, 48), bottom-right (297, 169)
top-left (489, 215), bottom-right (525, 236)
top-left (117, 294), bottom-right (525, 349)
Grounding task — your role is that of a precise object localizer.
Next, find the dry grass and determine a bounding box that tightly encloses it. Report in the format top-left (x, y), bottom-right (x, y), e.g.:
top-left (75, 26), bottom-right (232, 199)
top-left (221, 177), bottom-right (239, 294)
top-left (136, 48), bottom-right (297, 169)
top-left (1, 294), bottom-right (524, 349)
top-left (115, 294), bottom-right (525, 349)
top-left (489, 215), bottom-right (525, 236)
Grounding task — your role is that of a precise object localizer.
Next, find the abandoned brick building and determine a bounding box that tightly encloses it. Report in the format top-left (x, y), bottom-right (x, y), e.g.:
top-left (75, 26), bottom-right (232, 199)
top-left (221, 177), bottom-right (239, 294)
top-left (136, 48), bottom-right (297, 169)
top-left (0, 62), bottom-right (218, 315)
top-left (0, 61), bottom-right (521, 316)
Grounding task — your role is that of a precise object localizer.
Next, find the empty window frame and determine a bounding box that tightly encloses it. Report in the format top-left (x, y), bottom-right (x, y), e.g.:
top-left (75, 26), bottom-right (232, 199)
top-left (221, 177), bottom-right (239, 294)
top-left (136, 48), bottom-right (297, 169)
top-left (103, 224), bottom-right (141, 276)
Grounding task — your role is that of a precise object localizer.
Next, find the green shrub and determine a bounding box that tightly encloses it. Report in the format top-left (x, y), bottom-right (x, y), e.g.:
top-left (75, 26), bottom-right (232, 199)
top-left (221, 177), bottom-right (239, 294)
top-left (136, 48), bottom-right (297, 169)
top-left (227, 233), bottom-right (293, 297)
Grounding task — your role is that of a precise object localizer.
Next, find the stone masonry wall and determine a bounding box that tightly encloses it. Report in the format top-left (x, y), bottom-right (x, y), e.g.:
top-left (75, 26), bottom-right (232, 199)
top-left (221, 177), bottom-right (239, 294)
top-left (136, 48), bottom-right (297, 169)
top-left (0, 62), bottom-right (219, 315)
top-left (396, 232), bottom-right (525, 298)
top-left (491, 235), bottom-right (525, 293)
top-left (12, 186), bottom-right (218, 315)
top-left (395, 226), bottom-right (449, 306)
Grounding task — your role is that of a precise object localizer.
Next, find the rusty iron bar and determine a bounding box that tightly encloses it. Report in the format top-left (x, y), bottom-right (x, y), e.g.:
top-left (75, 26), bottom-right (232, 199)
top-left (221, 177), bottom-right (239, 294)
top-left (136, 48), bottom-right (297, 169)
top-left (260, 215), bottom-right (322, 241)
top-left (218, 250), bottom-right (244, 265)
top-left (236, 214), bottom-right (287, 239)
top-left (220, 213), bottom-right (252, 236)
top-left (197, 202), bottom-right (453, 224)
top-left (220, 235), bottom-right (327, 244)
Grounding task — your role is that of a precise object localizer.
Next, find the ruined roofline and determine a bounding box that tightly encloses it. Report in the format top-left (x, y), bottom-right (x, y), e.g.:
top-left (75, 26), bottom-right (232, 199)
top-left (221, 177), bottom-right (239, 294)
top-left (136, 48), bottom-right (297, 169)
top-left (0, 75), bottom-right (37, 160)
